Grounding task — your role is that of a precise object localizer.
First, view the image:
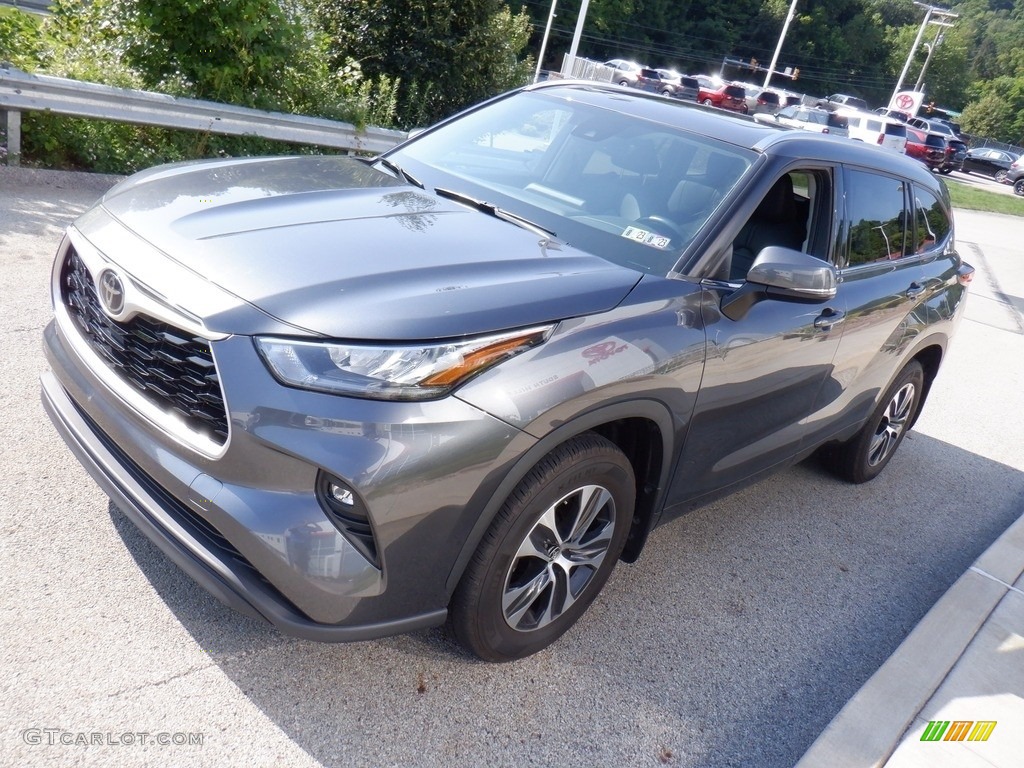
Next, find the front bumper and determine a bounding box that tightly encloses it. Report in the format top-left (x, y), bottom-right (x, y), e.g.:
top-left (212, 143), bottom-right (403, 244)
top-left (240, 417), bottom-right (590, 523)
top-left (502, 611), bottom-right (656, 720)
top-left (42, 370), bottom-right (447, 641)
top-left (42, 310), bottom-right (528, 641)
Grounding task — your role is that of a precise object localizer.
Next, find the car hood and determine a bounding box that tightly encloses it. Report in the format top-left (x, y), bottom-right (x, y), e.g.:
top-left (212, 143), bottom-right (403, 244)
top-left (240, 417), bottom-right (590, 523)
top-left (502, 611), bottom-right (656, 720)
top-left (99, 156), bottom-right (641, 339)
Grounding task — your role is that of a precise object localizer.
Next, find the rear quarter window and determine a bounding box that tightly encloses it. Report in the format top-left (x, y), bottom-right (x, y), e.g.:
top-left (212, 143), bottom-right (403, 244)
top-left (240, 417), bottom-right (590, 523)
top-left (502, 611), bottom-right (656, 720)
top-left (913, 187), bottom-right (951, 253)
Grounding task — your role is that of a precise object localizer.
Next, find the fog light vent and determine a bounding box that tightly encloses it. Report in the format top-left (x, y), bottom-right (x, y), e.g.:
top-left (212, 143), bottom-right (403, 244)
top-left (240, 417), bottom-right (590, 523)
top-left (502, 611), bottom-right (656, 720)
top-left (316, 472), bottom-right (378, 566)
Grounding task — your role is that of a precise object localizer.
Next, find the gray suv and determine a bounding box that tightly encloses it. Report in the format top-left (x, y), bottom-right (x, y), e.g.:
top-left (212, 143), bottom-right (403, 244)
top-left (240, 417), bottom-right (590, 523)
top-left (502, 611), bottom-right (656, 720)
top-left (42, 82), bottom-right (973, 662)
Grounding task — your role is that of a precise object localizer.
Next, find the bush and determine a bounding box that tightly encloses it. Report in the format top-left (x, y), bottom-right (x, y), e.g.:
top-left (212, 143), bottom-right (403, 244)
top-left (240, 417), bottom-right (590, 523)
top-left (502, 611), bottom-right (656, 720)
top-left (4, 0), bottom-right (400, 174)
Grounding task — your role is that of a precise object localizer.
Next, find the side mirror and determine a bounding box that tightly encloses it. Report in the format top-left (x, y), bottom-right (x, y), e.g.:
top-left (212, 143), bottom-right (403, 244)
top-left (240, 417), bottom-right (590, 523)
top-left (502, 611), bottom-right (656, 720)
top-left (747, 246), bottom-right (837, 300)
top-left (721, 247), bottom-right (837, 321)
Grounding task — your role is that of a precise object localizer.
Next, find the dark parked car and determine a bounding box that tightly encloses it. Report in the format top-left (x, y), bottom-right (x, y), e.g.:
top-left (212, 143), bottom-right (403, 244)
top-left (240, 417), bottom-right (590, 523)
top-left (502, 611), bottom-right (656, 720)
top-left (698, 82), bottom-right (748, 112)
top-left (907, 117), bottom-right (967, 173)
top-left (905, 127), bottom-right (948, 171)
top-left (42, 81), bottom-right (973, 662)
top-left (959, 147), bottom-right (1019, 182)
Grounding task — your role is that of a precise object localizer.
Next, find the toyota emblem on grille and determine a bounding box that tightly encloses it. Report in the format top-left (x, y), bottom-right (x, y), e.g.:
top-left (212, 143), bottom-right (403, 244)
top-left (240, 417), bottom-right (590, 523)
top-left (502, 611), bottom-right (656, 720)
top-left (98, 270), bottom-right (126, 317)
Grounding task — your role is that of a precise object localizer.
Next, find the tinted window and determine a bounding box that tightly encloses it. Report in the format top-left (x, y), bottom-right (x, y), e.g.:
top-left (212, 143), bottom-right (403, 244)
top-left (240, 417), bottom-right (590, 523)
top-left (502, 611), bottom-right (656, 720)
top-left (845, 170), bottom-right (909, 266)
top-left (827, 114), bottom-right (848, 130)
top-left (913, 187), bottom-right (951, 253)
top-left (680, 77), bottom-right (699, 88)
top-left (760, 92), bottom-right (780, 104)
top-left (885, 123), bottom-right (907, 137)
top-left (725, 86), bottom-right (745, 98)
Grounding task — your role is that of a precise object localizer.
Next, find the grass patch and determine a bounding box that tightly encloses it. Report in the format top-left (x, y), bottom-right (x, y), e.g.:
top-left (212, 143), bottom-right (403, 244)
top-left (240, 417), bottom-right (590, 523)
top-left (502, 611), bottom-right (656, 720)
top-left (946, 178), bottom-right (1024, 216)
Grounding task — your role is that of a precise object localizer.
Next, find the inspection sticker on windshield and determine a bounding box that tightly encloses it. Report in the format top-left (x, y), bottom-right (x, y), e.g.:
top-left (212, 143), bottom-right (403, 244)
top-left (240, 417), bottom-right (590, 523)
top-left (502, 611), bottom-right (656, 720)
top-left (622, 226), bottom-right (671, 249)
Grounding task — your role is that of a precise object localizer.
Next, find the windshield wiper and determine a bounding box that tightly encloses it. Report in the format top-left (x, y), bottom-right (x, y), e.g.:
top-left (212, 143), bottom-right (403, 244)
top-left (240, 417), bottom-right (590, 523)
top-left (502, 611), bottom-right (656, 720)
top-left (434, 187), bottom-right (557, 240)
top-left (371, 157), bottom-right (424, 189)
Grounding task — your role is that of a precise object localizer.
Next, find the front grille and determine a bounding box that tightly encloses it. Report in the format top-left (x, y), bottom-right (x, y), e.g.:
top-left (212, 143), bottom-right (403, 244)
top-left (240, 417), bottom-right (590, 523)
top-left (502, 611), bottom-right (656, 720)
top-left (61, 247), bottom-right (229, 445)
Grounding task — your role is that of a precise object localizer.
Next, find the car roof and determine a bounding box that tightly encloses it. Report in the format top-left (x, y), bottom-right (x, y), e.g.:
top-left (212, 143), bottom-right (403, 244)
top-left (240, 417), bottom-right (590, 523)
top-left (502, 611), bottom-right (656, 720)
top-left (522, 81), bottom-right (940, 188)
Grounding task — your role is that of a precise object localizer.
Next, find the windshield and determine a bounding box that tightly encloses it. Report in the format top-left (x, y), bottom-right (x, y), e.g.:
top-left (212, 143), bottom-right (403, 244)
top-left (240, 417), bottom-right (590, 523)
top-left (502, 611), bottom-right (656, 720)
top-left (387, 90), bottom-right (754, 274)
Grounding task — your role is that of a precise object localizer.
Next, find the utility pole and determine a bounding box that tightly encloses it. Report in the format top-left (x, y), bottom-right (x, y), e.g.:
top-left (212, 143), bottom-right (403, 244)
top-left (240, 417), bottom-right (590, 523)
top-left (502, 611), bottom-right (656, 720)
top-left (892, 3), bottom-right (957, 102)
top-left (563, 0), bottom-right (592, 76)
top-left (534, 0), bottom-right (558, 83)
top-left (914, 22), bottom-right (951, 92)
top-left (763, 0), bottom-right (798, 89)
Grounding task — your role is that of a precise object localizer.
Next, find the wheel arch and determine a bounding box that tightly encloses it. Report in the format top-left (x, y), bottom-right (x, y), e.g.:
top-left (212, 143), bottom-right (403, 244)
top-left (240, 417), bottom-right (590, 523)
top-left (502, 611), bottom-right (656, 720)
top-left (445, 398), bottom-right (677, 595)
top-left (909, 341), bottom-right (944, 429)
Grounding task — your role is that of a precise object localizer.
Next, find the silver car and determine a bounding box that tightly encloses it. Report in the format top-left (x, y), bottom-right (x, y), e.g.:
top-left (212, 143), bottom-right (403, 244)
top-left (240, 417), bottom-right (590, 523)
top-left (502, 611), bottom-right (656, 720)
top-left (43, 81), bottom-right (973, 661)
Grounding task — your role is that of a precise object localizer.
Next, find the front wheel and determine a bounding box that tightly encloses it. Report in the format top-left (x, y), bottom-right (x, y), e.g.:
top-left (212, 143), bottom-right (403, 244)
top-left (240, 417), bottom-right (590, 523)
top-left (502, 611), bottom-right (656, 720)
top-left (937, 167), bottom-right (953, 175)
top-left (994, 169), bottom-right (1008, 183)
top-left (1014, 178), bottom-right (1024, 196)
top-left (702, 98), bottom-right (714, 106)
top-left (820, 360), bottom-right (924, 484)
top-left (450, 433), bottom-right (635, 661)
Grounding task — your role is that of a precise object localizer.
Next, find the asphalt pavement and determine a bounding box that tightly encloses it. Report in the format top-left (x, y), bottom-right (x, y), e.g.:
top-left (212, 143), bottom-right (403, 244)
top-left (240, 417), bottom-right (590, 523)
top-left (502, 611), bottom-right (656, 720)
top-left (1, 166), bottom-right (1022, 768)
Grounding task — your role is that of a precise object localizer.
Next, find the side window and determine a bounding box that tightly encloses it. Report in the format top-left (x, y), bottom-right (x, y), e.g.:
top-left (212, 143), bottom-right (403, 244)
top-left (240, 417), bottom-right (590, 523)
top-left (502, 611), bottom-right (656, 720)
top-left (912, 186), bottom-right (951, 253)
top-left (728, 169), bottom-right (829, 280)
top-left (845, 169), bottom-right (909, 266)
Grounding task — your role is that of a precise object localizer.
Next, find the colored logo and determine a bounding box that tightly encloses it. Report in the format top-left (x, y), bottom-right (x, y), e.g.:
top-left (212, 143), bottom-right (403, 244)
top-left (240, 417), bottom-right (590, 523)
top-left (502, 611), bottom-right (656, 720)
top-left (896, 94), bottom-right (915, 111)
top-left (921, 720), bottom-right (997, 742)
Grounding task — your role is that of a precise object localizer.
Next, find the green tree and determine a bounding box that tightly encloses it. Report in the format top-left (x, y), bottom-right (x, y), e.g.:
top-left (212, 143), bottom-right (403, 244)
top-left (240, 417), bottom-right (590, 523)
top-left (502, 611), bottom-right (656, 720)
top-left (313, 0), bottom-right (533, 128)
top-left (121, 0), bottom-right (302, 108)
top-left (960, 76), bottom-right (1024, 144)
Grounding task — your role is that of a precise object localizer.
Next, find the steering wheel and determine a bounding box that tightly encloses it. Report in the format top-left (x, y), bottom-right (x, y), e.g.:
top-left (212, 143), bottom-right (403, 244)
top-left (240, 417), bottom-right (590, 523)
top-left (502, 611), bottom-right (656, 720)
top-left (634, 215), bottom-right (685, 241)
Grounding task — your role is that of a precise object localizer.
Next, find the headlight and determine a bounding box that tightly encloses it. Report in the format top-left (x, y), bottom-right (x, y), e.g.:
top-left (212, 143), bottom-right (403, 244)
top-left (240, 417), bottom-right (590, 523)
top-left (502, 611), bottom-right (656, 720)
top-left (255, 325), bottom-right (553, 400)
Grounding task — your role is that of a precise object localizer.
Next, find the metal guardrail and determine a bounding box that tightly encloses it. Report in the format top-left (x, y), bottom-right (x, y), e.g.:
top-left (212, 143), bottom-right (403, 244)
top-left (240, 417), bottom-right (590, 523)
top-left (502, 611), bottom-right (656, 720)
top-left (0, 66), bottom-right (408, 166)
top-left (0, 0), bottom-right (52, 13)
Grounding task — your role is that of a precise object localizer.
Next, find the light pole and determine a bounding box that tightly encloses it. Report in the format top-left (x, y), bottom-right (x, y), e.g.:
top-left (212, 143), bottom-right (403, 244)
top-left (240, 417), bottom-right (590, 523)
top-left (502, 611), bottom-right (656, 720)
top-left (562, 0), bottom-right (592, 76)
top-left (892, 4), bottom-right (957, 102)
top-left (534, 0), bottom-right (558, 83)
top-left (763, 0), bottom-right (799, 89)
top-left (913, 24), bottom-right (948, 92)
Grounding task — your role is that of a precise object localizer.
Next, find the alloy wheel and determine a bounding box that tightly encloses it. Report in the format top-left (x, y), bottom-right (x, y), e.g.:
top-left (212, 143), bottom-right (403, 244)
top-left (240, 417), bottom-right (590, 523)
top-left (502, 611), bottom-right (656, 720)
top-left (501, 484), bottom-right (616, 632)
top-left (867, 382), bottom-right (916, 467)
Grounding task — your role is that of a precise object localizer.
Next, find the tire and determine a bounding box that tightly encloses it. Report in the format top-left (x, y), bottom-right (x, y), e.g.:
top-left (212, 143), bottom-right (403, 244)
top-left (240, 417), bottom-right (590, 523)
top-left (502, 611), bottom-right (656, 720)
top-left (1014, 179), bottom-right (1024, 196)
top-left (450, 433), bottom-right (635, 662)
top-left (618, 79), bottom-right (629, 87)
top-left (702, 98), bottom-right (713, 106)
top-left (937, 167), bottom-right (952, 175)
top-left (994, 170), bottom-right (1008, 183)
top-left (821, 360), bottom-right (924, 484)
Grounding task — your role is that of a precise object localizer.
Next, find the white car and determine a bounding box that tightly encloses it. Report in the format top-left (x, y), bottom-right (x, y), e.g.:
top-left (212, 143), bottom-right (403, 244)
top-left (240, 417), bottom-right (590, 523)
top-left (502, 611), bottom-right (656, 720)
top-left (755, 105), bottom-right (846, 136)
top-left (839, 110), bottom-right (908, 153)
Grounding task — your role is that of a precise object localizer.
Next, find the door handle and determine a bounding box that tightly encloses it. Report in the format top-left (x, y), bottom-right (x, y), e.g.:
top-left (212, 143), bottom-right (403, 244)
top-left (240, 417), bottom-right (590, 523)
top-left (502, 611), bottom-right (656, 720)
top-left (906, 282), bottom-right (925, 298)
top-left (814, 308), bottom-right (846, 330)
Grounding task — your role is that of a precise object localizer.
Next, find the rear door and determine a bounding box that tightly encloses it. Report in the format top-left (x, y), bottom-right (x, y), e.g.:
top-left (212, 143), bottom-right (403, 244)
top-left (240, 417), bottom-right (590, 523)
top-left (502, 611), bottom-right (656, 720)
top-left (804, 166), bottom-right (945, 443)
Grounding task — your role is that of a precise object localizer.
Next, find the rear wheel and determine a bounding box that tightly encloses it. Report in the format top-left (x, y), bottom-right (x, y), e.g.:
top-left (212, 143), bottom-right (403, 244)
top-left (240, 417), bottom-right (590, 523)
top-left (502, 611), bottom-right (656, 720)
top-left (450, 433), bottom-right (635, 662)
top-left (702, 98), bottom-right (714, 106)
top-left (821, 361), bottom-right (924, 484)
top-left (1014, 179), bottom-right (1024, 196)
top-left (994, 170), bottom-right (1007, 183)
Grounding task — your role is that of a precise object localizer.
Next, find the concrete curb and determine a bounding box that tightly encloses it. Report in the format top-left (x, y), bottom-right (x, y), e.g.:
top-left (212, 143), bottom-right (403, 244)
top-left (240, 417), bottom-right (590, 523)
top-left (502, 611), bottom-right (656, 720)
top-left (796, 511), bottom-right (1024, 768)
